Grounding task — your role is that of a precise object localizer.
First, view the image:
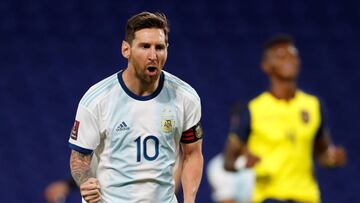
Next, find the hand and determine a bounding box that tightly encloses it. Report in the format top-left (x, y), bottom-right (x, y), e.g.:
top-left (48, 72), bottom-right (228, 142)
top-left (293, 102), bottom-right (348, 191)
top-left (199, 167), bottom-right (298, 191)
top-left (80, 178), bottom-right (101, 203)
top-left (325, 145), bottom-right (347, 167)
top-left (44, 181), bottom-right (69, 203)
top-left (244, 150), bottom-right (260, 168)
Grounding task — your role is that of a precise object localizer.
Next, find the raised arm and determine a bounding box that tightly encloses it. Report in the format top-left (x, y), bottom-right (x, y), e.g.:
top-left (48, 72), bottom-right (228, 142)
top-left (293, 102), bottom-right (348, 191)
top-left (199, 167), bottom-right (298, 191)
top-left (181, 140), bottom-right (203, 203)
top-left (70, 150), bottom-right (101, 203)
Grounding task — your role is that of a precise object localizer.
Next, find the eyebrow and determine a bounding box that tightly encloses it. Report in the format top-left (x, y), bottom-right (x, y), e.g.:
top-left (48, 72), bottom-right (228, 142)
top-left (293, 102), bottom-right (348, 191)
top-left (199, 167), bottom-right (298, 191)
top-left (138, 42), bottom-right (166, 47)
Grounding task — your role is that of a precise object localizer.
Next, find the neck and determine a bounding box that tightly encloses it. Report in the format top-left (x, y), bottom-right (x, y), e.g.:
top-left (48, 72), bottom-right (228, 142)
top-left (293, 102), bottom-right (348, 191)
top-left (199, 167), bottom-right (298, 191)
top-left (269, 78), bottom-right (297, 100)
top-left (122, 68), bottom-right (159, 96)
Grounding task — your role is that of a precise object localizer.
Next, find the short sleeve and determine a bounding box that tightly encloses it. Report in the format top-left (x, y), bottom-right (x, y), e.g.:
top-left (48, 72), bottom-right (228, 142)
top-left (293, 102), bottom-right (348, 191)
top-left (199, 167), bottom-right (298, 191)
top-left (182, 95), bottom-right (201, 132)
top-left (230, 105), bottom-right (251, 143)
top-left (315, 98), bottom-right (329, 141)
top-left (68, 104), bottom-right (100, 154)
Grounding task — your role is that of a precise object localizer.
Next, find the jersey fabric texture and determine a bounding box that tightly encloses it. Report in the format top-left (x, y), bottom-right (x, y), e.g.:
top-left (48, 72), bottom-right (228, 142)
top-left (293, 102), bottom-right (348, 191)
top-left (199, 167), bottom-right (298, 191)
top-left (234, 90), bottom-right (326, 203)
top-left (69, 70), bottom-right (201, 203)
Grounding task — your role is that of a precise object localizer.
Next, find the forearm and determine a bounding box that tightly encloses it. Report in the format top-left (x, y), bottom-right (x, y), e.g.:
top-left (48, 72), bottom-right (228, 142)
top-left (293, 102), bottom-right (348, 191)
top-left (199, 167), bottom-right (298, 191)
top-left (181, 150), bottom-right (203, 203)
top-left (70, 150), bottom-right (92, 186)
top-left (223, 134), bottom-right (242, 171)
top-left (314, 132), bottom-right (346, 167)
top-left (314, 132), bottom-right (333, 166)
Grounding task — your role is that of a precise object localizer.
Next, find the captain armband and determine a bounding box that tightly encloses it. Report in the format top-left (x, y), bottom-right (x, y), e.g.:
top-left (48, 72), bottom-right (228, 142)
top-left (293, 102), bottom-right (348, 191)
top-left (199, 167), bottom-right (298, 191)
top-left (180, 122), bottom-right (203, 143)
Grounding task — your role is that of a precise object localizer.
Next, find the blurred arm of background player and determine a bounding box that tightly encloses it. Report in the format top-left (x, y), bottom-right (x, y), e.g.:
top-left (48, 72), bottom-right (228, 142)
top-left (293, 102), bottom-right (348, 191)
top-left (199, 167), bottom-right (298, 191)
top-left (44, 178), bottom-right (76, 203)
top-left (70, 150), bottom-right (101, 203)
top-left (181, 140), bottom-right (203, 203)
top-left (223, 134), bottom-right (260, 172)
top-left (314, 128), bottom-right (347, 167)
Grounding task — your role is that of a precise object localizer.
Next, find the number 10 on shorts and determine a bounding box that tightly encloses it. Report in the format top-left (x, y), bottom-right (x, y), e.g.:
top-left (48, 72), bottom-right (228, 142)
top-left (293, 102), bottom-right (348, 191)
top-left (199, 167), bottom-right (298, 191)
top-left (134, 135), bottom-right (160, 162)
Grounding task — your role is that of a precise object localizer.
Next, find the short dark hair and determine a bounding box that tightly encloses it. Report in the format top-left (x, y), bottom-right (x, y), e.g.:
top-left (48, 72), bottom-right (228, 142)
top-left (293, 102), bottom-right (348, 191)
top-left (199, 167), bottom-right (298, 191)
top-left (125, 11), bottom-right (169, 44)
top-left (263, 34), bottom-right (294, 52)
top-left (262, 34), bottom-right (295, 60)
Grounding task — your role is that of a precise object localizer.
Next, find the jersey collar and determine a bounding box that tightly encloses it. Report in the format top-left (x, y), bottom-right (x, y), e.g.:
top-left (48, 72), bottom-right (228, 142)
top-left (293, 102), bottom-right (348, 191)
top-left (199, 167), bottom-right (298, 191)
top-left (117, 70), bottom-right (165, 101)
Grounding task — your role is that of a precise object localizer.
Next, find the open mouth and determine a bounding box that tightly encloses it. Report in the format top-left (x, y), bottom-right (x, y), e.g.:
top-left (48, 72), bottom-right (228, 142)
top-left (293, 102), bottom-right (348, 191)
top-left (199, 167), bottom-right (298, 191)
top-left (147, 66), bottom-right (157, 73)
top-left (146, 66), bottom-right (159, 76)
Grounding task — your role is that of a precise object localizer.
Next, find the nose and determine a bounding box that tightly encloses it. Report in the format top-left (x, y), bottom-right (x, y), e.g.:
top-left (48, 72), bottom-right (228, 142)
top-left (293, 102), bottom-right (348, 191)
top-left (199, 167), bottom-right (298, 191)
top-left (148, 47), bottom-right (157, 61)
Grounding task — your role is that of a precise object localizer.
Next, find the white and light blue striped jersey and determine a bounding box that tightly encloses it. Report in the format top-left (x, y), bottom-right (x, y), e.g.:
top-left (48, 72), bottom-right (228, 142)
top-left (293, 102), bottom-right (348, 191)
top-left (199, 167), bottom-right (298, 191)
top-left (69, 70), bottom-right (201, 203)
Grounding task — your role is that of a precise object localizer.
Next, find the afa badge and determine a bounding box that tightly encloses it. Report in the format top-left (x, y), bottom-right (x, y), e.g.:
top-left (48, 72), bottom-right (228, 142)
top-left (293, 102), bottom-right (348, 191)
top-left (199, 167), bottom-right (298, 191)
top-left (301, 110), bottom-right (310, 124)
top-left (161, 119), bottom-right (175, 133)
top-left (195, 123), bottom-right (203, 139)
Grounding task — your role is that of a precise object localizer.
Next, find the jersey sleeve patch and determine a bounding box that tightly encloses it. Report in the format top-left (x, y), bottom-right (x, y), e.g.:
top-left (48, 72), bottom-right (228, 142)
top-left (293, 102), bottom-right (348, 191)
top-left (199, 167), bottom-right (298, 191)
top-left (70, 120), bottom-right (80, 140)
top-left (181, 122), bottom-right (203, 144)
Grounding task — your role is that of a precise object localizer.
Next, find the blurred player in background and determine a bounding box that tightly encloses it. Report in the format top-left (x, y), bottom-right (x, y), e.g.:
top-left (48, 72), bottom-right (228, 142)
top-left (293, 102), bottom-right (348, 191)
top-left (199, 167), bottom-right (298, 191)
top-left (44, 178), bottom-right (76, 203)
top-left (68, 11), bottom-right (203, 203)
top-left (224, 34), bottom-right (346, 203)
top-left (207, 101), bottom-right (255, 203)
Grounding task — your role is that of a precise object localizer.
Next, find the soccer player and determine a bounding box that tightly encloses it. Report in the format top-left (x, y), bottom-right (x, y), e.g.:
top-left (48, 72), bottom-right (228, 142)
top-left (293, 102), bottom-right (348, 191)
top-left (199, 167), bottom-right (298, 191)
top-left (68, 11), bottom-right (203, 203)
top-left (44, 178), bottom-right (76, 203)
top-left (223, 34), bottom-right (346, 203)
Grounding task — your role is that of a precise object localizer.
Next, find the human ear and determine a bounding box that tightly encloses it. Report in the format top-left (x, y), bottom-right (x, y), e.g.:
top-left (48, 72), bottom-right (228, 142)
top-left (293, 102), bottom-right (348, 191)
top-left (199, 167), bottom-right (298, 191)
top-left (121, 41), bottom-right (130, 59)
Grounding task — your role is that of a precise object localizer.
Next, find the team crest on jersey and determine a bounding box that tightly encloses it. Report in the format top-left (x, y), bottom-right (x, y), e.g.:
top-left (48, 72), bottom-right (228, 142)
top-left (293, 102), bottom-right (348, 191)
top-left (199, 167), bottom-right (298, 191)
top-left (161, 119), bottom-right (175, 133)
top-left (301, 110), bottom-right (310, 123)
top-left (71, 120), bottom-right (80, 140)
top-left (161, 107), bottom-right (176, 134)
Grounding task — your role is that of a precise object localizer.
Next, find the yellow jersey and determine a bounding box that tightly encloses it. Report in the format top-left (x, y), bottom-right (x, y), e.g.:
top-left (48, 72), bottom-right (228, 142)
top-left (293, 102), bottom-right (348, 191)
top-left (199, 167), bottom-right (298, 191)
top-left (237, 90), bottom-right (325, 203)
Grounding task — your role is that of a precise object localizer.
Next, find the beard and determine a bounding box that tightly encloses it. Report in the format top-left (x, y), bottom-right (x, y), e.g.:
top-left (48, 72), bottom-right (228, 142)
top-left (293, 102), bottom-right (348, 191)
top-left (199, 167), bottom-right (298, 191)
top-left (134, 66), bottom-right (161, 85)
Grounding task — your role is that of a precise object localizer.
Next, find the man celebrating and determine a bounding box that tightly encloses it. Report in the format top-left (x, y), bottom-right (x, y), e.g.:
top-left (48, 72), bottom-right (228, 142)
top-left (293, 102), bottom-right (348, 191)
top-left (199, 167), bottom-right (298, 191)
top-left (69, 11), bottom-right (203, 203)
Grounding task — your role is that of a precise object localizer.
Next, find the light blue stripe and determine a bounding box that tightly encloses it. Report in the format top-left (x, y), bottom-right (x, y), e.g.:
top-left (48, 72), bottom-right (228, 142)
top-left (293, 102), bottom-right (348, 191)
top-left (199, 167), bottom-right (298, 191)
top-left (165, 73), bottom-right (199, 101)
top-left (80, 74), bottom-right (117, 107)
top-left (83, 79), bottom-right (117, 107)
top-left (80, 75), bottom-right (115, 106)
top-left (81, 74), bottom-right (116, 106)
top-left (164, 72), bottom-right (198, 94)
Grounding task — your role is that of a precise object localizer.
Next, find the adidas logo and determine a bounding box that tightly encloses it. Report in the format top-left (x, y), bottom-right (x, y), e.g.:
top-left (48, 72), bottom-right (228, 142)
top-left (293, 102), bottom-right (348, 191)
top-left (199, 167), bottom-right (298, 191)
top-left (115, 121), bottom-right (130, 132)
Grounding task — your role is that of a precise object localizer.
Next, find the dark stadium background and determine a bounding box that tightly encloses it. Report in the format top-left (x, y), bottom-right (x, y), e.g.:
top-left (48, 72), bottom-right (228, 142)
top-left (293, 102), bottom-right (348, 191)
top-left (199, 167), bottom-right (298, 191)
top-left (1, 0), bottom-right (359, 202)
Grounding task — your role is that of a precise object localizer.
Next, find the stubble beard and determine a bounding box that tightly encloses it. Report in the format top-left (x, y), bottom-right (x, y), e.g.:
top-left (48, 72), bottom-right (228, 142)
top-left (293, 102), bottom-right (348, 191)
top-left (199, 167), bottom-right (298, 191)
top-left (134, 66), bottom-right (160, 86)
